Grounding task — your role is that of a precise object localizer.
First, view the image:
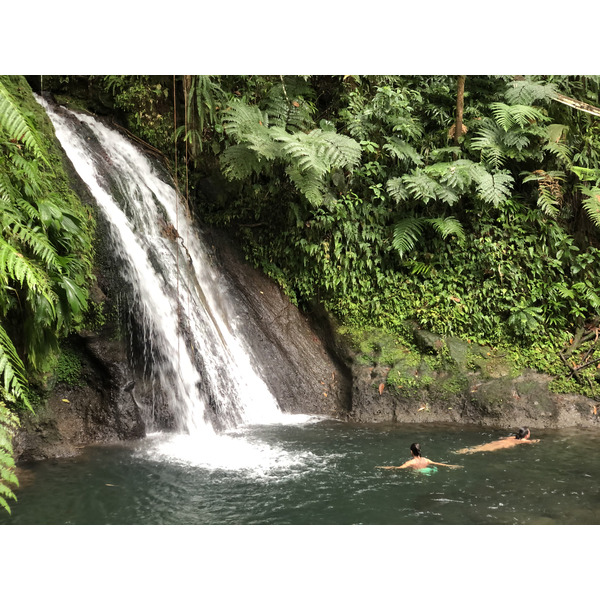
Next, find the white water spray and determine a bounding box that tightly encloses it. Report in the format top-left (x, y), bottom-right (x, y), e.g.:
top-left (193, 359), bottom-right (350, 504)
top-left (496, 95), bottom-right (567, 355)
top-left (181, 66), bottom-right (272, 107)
top-left (38, 97), bottom-right (319, 469)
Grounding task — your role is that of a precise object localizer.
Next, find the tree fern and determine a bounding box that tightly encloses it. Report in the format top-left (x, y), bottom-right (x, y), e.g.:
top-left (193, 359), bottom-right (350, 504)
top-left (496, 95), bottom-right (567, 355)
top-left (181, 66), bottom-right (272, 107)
top-left (221, 98), bottom-right (360, 207)
top-left (504, 78), bottom-right (557, 105)
top-left (220, 143), bottom-right (265, 180)
top-left (490, 102), bottom-right (548, 131)
top-left (263, 80), bottom-right (315, 132)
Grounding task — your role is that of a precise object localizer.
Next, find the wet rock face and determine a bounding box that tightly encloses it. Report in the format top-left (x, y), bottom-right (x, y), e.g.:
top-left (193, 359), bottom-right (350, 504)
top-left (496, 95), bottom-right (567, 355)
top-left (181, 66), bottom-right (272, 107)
top-left (201, 228), bottom-right (351, 418)
top-left (13, 333), bottom-right (146, 462)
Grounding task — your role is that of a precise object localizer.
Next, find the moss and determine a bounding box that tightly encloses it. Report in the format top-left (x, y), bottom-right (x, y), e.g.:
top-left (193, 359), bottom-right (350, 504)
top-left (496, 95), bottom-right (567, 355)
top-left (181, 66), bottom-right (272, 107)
top-left (434, 373), bottom-right (469, 395)
top-left (55, 348), bottom-right (84, 387)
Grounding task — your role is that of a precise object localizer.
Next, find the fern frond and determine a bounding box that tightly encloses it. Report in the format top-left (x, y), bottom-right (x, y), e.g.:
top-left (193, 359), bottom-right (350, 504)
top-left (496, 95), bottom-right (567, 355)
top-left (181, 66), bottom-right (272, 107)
top-left (391, 218), bottom-right (425, 258)
top-left (0, 238), bottom-right (55, 301)
top-left (286, 165), bottom-right (327, 206)
top-left (572, 166), bottom-right (600, 184)
top-left (382, 136), bottom-right (423, 166)
top-left (536, 187), bottom-right (560, 217)
top-left (9, 222), bottom-right (60, 270)
top-left (504, 79), bottom-right (557, 105)
top-left (386, 177), bottom-right (409, 203)
top-left (264, 82), bottom-right (314, 132)
top-left (574, 280), bottom-right (600, 309)
top-left (405, 260), bottom-right (432, 276)
top-left (401, 170), bottom-right (459, 206)
top-left (221, 101), bottom-right (272, 150)
top-left (273, 128), bottom-right (329, 175)
top-left (0, 326), bottom-right (28, 403)
top-left (470, 121), bottom-right (507, 169)
top-left (426, 216), bottom-right (465, 242)
top-left (580, 186), bottom-right (600, 229)
top-left (544, 140), bottom-right (572, 165)
top-left (220, 143), bottom-right (265, 180)
top-left (0, 79), bottom-right (49, 166)
top-left (401, 171), bottom-right (439, 204)
top-left (521, 170), bottom-right (564, 217)
top-left (309, 129), bottom-right (362, 170)
top-left (471, 167), bottom-right (514, 207)
top-left (490, 102), bottom-right (548, 131)
top-left (552, 282), bottom-right (574, 300)
top-left (503, 129), bottom-right (531, 151)
top-left (426, 159), bottom-right (475, 193)
top-left (8, 152), bottom-right (44, 196)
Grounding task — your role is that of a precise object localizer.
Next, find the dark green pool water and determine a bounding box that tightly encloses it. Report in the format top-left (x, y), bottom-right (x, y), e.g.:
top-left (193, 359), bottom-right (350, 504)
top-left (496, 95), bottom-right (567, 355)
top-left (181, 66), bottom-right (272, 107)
top-left (3, 421), bottom-right (599, 525)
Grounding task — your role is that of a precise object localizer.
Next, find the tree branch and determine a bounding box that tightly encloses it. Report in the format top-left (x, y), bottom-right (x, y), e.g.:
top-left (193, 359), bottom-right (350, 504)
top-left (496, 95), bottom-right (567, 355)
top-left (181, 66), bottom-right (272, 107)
top-left (554, 93), bottom-right (600, 118)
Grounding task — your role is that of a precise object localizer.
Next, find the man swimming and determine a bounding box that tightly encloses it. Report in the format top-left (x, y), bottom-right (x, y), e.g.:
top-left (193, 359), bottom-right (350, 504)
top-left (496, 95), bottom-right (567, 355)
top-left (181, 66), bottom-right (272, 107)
top-left (377, 442), bottom-right (463, 470)
top-left (454, 427), bottom-right (540, 455)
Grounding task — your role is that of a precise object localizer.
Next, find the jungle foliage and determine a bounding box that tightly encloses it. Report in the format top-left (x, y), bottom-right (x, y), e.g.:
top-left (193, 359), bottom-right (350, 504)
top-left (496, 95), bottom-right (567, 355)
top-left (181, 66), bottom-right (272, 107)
top-left (166, 75), bottom-right (600, 399)
top-left (0, 76), bottom-right (95, 512)
top-left (5, 74), bottom-right (600, 512)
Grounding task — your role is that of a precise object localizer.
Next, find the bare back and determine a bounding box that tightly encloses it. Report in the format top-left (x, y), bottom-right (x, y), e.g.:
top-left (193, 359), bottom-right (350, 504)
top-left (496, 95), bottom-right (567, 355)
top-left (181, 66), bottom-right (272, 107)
top-left (455, 437), bottom-right (538, 455)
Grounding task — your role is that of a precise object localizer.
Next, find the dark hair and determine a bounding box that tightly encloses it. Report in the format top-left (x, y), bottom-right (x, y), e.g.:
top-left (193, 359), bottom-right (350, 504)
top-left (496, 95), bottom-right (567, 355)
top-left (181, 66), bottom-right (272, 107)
top-left (410, 442), bottom-right (421, 457)
top-left (515, 427), bottom-right (530, 440)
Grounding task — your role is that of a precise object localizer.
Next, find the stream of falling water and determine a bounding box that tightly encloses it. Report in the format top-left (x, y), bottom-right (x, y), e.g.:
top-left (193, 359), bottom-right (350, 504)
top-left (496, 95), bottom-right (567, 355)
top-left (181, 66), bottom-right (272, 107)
top-left (38, 97), bottom-right (320, 472)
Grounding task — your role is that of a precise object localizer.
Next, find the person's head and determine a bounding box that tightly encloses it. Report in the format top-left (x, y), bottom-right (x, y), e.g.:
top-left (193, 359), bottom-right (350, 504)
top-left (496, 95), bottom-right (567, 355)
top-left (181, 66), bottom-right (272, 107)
top-left (410, 442), bottom-right (421, 457)
top-left (515, 427), bottom-right (530, 440)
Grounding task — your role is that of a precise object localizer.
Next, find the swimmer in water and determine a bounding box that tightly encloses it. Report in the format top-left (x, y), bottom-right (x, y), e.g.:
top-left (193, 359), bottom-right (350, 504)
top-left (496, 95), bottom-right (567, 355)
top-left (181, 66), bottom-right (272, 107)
top-left (377, 442), bottom-right (463, 470)
top-left (454, 427), bottom-right (540, 455)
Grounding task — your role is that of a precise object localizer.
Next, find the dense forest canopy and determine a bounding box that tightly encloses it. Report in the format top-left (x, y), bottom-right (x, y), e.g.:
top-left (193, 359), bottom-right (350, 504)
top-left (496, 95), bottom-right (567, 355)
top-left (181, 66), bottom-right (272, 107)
top-left (3, 74), bottom-right (600, 512)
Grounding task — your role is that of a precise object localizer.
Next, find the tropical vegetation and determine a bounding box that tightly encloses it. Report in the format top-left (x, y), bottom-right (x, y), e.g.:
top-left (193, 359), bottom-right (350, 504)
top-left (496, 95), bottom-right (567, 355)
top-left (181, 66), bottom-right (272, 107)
top-left (3, 74), bottom-right (600, 513)
top-left (0, 76), bottom-right (94, 513)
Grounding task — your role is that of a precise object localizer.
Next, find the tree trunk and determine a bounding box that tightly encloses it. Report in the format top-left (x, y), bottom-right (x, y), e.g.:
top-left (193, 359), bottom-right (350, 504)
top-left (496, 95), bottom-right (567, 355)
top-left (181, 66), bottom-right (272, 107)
top-left (454, 75), bottom-right (466, 146)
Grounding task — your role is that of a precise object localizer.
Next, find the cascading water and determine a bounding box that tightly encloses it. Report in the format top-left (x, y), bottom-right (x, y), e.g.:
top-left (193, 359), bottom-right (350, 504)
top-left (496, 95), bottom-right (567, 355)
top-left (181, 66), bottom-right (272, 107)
top-left (38, 97), bottom-right (318, 471)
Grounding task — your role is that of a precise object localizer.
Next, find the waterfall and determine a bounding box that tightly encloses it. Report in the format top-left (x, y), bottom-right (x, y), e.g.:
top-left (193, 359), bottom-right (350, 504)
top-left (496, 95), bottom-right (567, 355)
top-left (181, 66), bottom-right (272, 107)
top-left (37, 97), bottom-right (291, 442)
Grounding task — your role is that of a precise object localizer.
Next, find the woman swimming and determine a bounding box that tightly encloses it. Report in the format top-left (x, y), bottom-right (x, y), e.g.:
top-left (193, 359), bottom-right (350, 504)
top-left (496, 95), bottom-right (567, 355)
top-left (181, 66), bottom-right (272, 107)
top-left (454, 427), bottom-right (540, 455)
top-left (377, 442), bottom-right (463, 470)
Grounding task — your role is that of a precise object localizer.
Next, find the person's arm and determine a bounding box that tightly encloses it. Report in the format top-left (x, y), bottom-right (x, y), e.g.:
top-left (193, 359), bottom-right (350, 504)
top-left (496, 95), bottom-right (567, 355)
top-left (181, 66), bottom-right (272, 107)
top-left (376, 459), bottom-right (414, 469)
top-left (427, 460), bottom-right (464, 469)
